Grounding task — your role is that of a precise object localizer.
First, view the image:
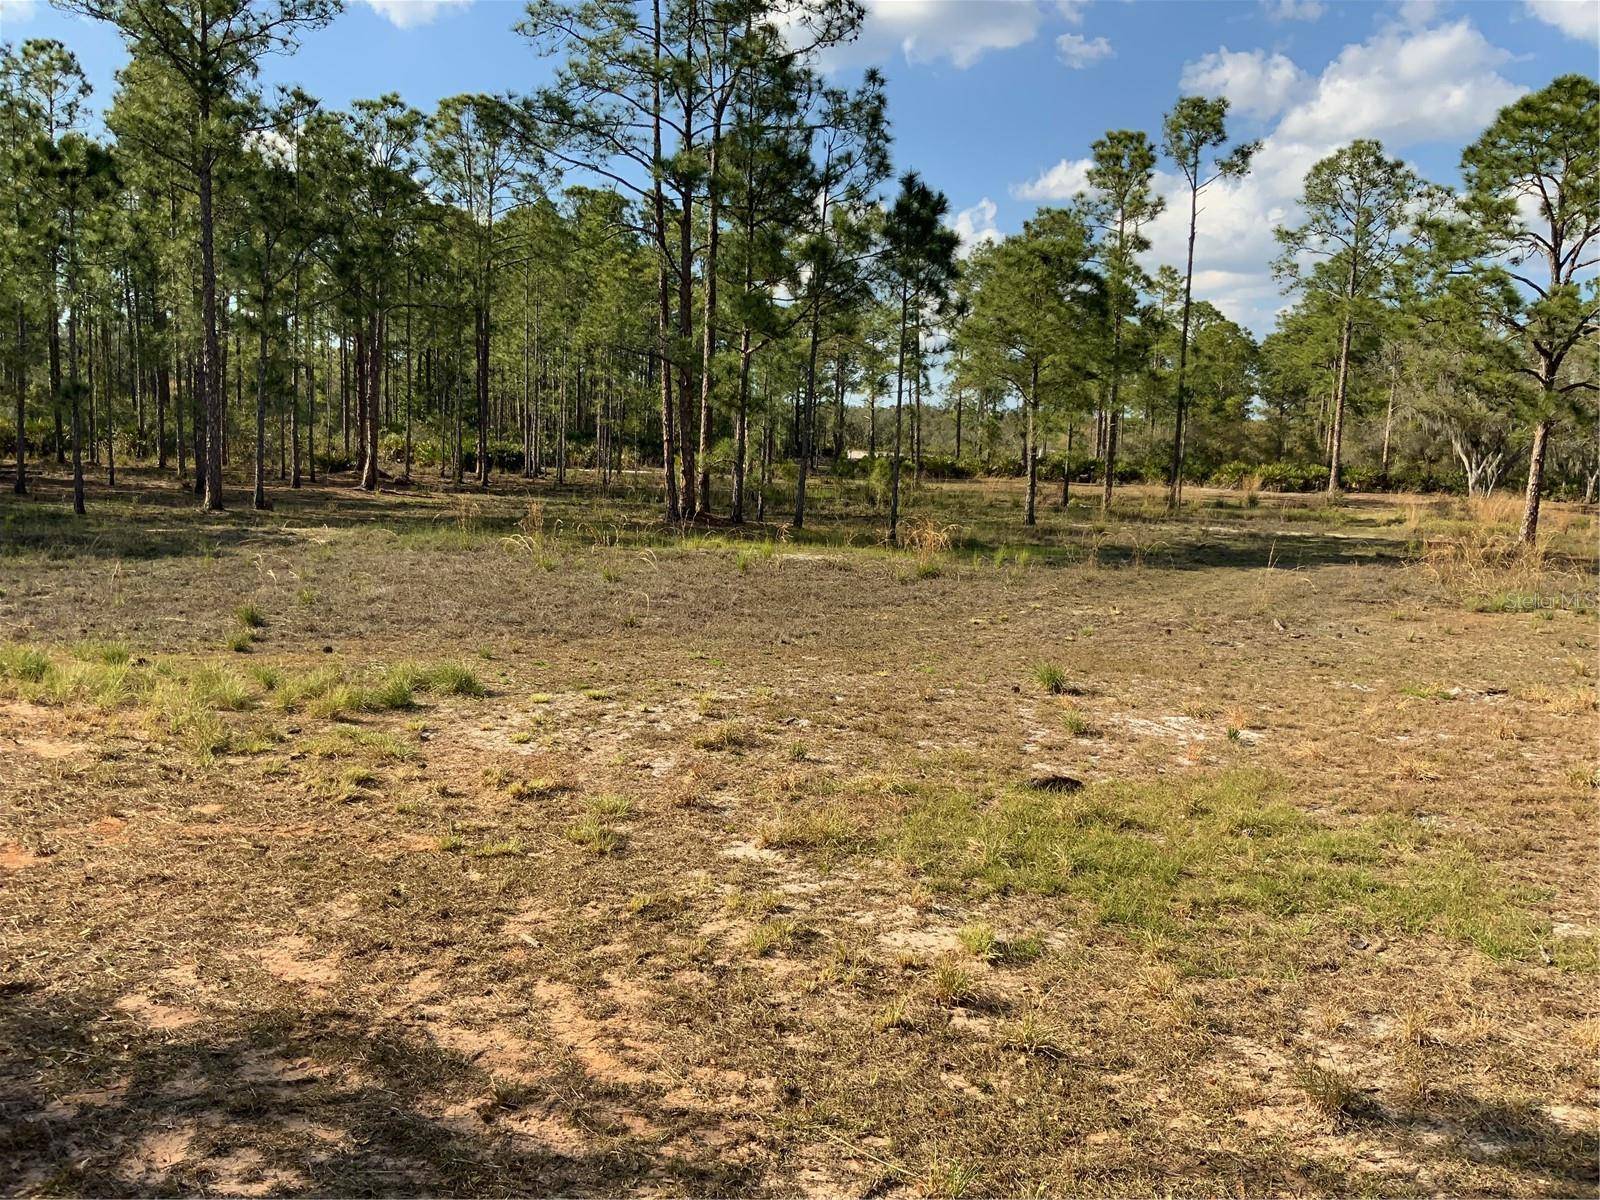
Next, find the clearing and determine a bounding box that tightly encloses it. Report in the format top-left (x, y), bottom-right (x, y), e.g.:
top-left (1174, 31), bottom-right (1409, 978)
top-left (0, 471), bottom-right (1595, 1197)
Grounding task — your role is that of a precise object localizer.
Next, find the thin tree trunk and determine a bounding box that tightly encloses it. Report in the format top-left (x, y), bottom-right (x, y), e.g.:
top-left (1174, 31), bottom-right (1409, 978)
top-left (1025, 361), bottom-right (1039, 527)
top-left (254, 301), bottom-right (269, 511)
top-left (1518, 415), bottom-right (1551, 546)
top-left (888, 285), bottom-right (909, 546)
top-left (1167, 180), bottom-right (1199, 510)
top-left (14, 306), bottom-right (26, 495)
top-left (199, 149), bottom-right (223, 509)
top-left (69, 302), bottom-right (84, 515)
top-left (1379, 362), bottom-right (1397, 487)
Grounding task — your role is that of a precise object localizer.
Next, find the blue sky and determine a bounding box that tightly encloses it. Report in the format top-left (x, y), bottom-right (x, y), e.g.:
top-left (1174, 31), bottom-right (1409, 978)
top-left (3, 0), bottom-right (1597, 333)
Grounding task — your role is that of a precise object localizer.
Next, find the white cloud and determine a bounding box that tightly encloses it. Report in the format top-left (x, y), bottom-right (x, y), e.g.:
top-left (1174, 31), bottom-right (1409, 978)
top-left (1274, 19), bottom-right (1522, 145)
top-left (1524, 0), bottom-right (1600, 44)
top-left (836, 0), bottom-right (1045, 69)
top-left (1261, 0), bottom-right (1325, 20)
top-left (813, 0), bottom-right (1106, 70)
top-left (1056, 32), bottom-right (1113, 68)
top-left (1394, 0), bottom-right (1449, 29)
top-left (951, 196), bottom-right (1002, 255)
top-left (1085, 16), bottom-right (1524, 333)
top-left (0, 0), bottom-right (39, 24)
top-left (358, 0), bottom-right (471, 30)
top-left (1180, 47), bottom-right (1309, 119)
top-left (1012, 156), bottom-right (1093, 203)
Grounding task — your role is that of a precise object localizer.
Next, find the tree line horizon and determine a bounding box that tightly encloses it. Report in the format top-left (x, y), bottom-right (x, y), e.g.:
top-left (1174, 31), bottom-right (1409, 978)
top-left (2, 0), bottom-right (1595, 546)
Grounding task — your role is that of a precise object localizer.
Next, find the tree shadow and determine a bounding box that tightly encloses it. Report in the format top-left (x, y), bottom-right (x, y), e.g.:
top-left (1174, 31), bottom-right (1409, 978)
top-left (0, 981), bottom-right (761, 1196)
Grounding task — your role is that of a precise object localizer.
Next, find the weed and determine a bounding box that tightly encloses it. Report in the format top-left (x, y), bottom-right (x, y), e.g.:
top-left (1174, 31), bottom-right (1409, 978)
top-left (874, 993), bottom-right (919, 1032)
top-left (565, 815), bottom-right (624, 854)
top-left (1032, 662), bottom-right (1067, 694)
top-left (1294, 1061), bottom-right (1367, 1121)
top-left (957, 922), bottom-right (998, 960)
top-left (695, 722), bottom-right (756, 751)
top-left (929, 957), bottom-right (978, 1006)
top-left (588, 793), bottom-right (633, 819)
top-left (747, 918), bottom-right (799, 956)
top-left (759, 804), bottom-right (868, 853)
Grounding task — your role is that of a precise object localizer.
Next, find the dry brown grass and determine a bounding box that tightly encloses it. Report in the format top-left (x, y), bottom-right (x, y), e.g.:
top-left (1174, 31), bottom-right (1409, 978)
top-left (0, 468), bottom-right (1594, 1197)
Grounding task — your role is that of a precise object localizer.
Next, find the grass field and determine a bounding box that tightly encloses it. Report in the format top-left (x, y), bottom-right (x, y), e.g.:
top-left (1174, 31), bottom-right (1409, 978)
top-left (1, 467), bottom-right (1595, 1197)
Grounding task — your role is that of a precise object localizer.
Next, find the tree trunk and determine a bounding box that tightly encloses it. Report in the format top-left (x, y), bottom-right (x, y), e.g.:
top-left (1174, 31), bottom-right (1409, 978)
top-left (69, 303), bottom-right (85, 516)
top-left (1379, 363), bottom-right (1397, 487)
top-left (13, 307), bottom-right (26, 495)
top-left (1061, 422), bottom-right (1072, 508)
top-left (1167, 180), bottom-right (1199, 510)
top-left (254, 308), bottom-right (270, 511)
top-left (731, 325), bottom-right (752, 524)
top-left (1025, 360), bottom-right (1038, 527)
top-left (794, 300), bottom-right (822, 530)
top-left (888, 286), bottom-right (909, 546)
top-left (1328, 311), bottom-right (1353, 493)
top-left (1518, 415), bottom-right (1551, 547)
top-left (199, 151), bottom-right (223, 510)
top-left (475, 298), bottom-right (490, 488)
top-left (696, 139), bottom-right (720, 516)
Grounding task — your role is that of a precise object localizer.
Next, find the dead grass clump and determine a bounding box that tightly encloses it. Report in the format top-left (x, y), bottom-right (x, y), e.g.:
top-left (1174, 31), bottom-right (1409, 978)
top-left (304, 727), bottom-right (415, 763)
top-left (1294, 1061), bottom-right (1370, 1122)
top-left (694, 721), bottom-right (758, 751)
top-left (1421, 528), bottom-right (1593, 614)
top-left (758, 804), bottom-right (870, 853)
top-left (746, 917), bottom-right (801, 956)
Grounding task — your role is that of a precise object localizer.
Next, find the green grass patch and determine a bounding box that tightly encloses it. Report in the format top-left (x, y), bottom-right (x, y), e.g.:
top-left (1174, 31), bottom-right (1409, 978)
top-left (891, 769), bottom-right (1566, 963)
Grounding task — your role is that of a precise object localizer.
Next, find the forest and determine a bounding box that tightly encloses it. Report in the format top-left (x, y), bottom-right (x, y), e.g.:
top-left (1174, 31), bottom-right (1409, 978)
top-left (0, 2), bottom-right (1596, 1197)
top-left (2, 1), bottom-right (1595, 542)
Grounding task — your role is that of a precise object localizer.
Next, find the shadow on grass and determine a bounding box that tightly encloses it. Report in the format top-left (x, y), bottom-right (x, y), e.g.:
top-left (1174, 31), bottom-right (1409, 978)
top-left (1345, 1091), bottom-right (1599, 1189)
top-left (0, 469), bottom-right (1507, 574)
top-left (0, 981), bottom-right (758, 1195)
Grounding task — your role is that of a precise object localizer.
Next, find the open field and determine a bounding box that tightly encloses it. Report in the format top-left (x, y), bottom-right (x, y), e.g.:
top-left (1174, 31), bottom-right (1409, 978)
top-left (1, 469), bottom-right (1596, 1197)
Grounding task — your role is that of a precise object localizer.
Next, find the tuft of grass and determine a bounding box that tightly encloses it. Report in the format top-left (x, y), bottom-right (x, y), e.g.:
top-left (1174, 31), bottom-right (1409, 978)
top-left (694, 721), bottom-right (757, 751)
top-left (73, 640), bottom-right (130, 665)
top-left (587, 793), bottom-right (633, 819)
top-left (472, 837), bottom-right (526, 858)
top-left (1003, 1008), bottom-right (1068, 1059)
top-left (272, 665), bottom-right (345, 711)
top-left (1294, 1061), bottom-right (1368, 1121)
top-left (1062, 708), bottom-right (1099, 737)
top-left (0, 644), bottom-right (54, 684)
top-left (956, 922), bottom-right (998, 960)
top-left (1032, 662), bottom-right (1067, 695)
top-left (565, 814), bottom-right (624, 855)
top-left (235, 602), bottom-right (266, 630)
top-left (626, 891), bottom-right (684, 920)
top-left (929, 956), bottom-right (979, 1006)
top-left (414, 661), bottom-right (487, 697)
top-left (873, 993), bottom-right (919, 1032)
top-left (185, 665), bottom-right (253, 711)
top-left (226, 631), bottom-right (254, 653)
top-left (746, 918), bottom-right (799, 957)
top-left (758, 804), bottom-right (869, 854)
top-left (303, 726), bottom-right (415, 763)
